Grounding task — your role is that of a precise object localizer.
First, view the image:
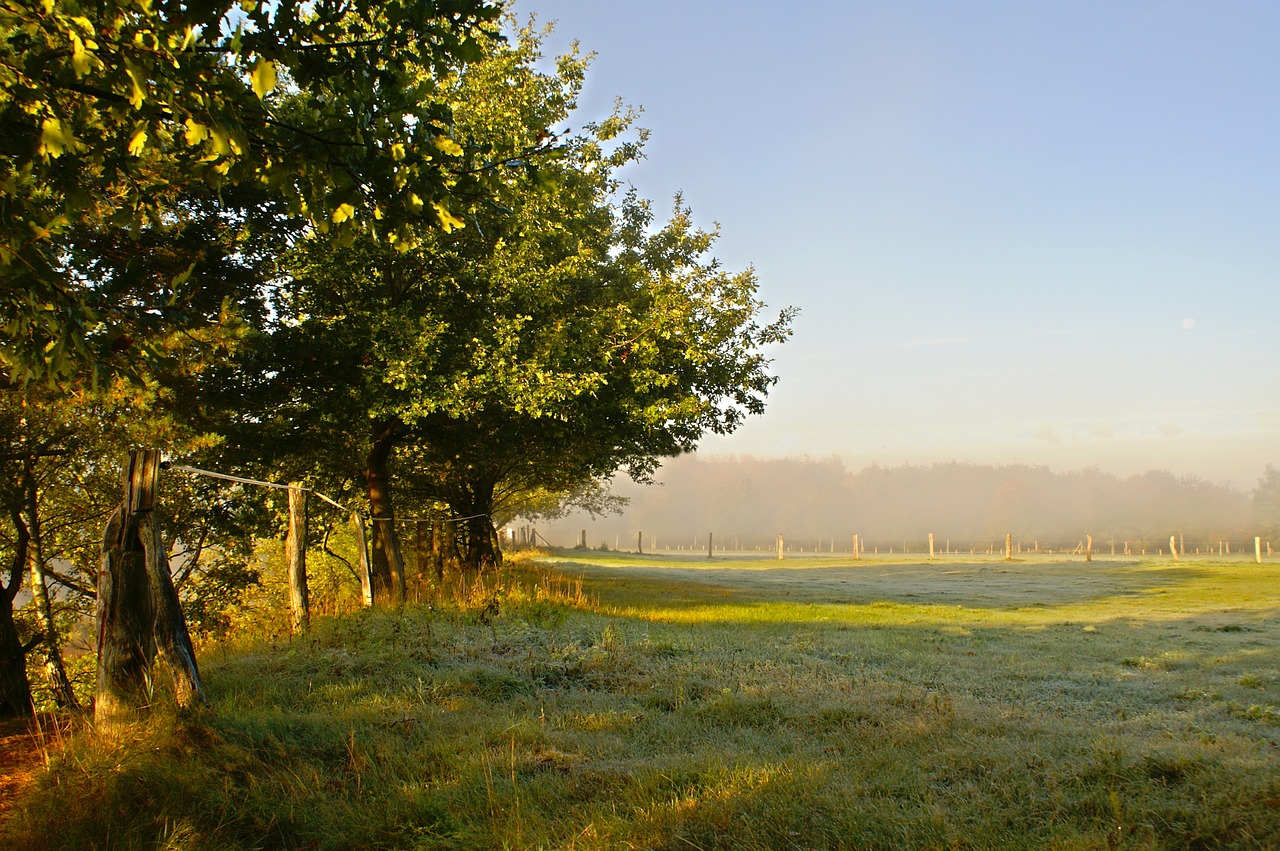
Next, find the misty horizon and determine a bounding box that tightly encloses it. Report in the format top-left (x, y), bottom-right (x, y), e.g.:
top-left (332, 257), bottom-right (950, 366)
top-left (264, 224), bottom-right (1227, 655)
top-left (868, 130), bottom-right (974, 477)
top-left (531, 454), bottom-right (1275, 553)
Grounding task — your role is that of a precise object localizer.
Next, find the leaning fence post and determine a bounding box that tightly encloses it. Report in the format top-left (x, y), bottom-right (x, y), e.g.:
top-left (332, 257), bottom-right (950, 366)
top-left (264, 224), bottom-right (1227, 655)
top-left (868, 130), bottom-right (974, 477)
top-left (286, 483), bottom-right (309, 633)
top-left (352, 513), bottom-right (374, 606)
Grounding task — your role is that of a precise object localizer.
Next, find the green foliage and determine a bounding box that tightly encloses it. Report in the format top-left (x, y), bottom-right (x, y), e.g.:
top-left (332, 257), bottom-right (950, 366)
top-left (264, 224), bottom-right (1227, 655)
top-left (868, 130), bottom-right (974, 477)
top-left (1, 0), bottom-right (503, 383)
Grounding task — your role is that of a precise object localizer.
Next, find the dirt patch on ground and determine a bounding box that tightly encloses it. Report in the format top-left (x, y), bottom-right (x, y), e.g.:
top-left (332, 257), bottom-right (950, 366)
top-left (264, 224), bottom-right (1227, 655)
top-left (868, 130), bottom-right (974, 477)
top-left (0, 714), bottom-right (64, 819)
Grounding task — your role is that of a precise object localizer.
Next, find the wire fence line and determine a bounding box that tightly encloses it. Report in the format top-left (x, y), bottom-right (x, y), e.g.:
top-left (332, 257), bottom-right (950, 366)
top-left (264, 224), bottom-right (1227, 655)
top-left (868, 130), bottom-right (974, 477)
top-left (165, 464), bottom-right (489, 525)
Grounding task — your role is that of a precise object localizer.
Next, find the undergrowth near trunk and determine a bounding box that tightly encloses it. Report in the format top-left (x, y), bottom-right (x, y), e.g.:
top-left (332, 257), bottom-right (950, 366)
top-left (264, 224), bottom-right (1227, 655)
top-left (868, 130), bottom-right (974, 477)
top-left (3, 554), bottom-right (1278, 849)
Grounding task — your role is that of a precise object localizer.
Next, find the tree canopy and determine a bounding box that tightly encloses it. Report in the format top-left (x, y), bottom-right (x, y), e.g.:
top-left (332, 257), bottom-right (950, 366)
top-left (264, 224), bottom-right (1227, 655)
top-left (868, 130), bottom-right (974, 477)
top-left (2, 0), bottom-right (504, 383)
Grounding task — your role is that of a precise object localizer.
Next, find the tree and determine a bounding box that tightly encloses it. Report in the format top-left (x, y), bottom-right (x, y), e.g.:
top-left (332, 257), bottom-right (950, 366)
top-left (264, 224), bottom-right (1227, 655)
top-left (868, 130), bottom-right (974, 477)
top-left (1254, 465), bottom-right (1280, 542)
top-left (2, 0), bottom-right (504, 383)
top-left (245, 23), bottom-right (792, 583)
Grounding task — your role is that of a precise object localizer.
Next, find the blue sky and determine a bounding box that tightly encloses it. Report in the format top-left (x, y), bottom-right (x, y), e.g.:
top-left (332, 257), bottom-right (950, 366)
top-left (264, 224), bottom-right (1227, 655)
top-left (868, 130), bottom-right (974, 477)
top-left (512, 1), bottom-right (1279, 487)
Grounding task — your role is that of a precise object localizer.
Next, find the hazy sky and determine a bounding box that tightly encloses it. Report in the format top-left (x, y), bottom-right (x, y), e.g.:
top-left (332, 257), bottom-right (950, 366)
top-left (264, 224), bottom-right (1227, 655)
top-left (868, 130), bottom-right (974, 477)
top-left (512, 1), bottom-right (1279, 487)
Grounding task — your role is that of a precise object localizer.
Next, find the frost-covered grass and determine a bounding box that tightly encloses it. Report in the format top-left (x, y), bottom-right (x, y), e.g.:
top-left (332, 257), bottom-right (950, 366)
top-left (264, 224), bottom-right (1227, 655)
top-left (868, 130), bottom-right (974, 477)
top-left (5, 553), bottom-right (1279, 849)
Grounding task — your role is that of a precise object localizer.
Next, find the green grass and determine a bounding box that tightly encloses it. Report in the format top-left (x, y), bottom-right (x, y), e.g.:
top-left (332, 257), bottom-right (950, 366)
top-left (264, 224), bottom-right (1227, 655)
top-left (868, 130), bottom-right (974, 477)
top-left (4, 553), bottom-right (1279, 849)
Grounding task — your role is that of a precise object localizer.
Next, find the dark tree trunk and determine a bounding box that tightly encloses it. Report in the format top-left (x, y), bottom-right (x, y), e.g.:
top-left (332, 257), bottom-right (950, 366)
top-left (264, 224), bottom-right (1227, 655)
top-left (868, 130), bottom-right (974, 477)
top-left (96, 451), bottom-right (206, 733)
top-left (96, 507), bottom-right (156, 727)
top-left (0, 513), bottom-right (33, 719)
top-left (365, 420), bottom-right (406, 605)
top-left (453, 477), bottom-right (501, 573)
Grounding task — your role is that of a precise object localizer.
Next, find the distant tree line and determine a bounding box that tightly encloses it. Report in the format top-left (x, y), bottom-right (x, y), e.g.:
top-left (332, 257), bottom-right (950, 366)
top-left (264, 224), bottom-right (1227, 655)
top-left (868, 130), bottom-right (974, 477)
top-left (547, 456), bottom-right (1280, 550)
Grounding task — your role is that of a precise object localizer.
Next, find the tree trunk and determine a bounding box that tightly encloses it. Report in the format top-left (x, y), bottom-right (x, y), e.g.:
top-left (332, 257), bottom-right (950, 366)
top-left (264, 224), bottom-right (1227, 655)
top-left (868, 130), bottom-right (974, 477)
top-left (0, 513), bottom-right (33, 719)
top-left (365, 420), bottom-right (406, 605)
top-left (22, 462), bottom-right (78, 710)
top-left (96, 451), bottom-right (206, 732)
top-left (96, 507), bottom-right (155, 727)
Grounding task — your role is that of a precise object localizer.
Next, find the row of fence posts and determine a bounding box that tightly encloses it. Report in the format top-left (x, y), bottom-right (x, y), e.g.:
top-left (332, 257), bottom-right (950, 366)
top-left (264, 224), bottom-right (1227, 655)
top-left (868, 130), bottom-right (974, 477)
top-left (591, 530), bottom-right (1274, 564)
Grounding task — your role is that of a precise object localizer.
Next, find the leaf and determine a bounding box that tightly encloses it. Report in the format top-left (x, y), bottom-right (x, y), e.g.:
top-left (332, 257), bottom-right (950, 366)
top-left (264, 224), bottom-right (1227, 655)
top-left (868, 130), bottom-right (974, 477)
top-left (39, 118), bottom-right (82, 158)
top-left (124, 61), bottom-right (147, 108)
top-left (390, 142), bottom-right (406, 161)
top-left (332, 203), bottom-right (356, 223)
top-left (70, 34), bottom-right (93, 78)
top-left (127, 126), bottom-right (148, 156)
top-left (432, 136), bottom-right (464, 157)
top-left (184, 118), bottom-right (209, 146)
top-left (250, 59), bottom-right (277, 100)
top-left (432, 201), bottom-right (466, 233)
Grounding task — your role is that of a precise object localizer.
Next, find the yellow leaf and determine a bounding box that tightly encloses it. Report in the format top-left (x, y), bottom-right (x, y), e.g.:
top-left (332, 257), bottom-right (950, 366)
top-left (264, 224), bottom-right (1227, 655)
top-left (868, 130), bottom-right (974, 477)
top-left (432, 201), bottom-right (466, 233)
top-left (390, 142), bottom-right (406, 161)
top-left (432, 136), bottom-right (464, 157)
top-left (250, 58), bottom-right (277, 100)
top-left (124, 61), bottom-right (146, 108)
top-left (39, 117), bottom-right (79, 158)
top-left (184, 118), bottom-right (209, 146)
top-left (70, 34), bottom-right (92, 78)
top-left (407, 193), bottom-right (424, 212)
top-left (127, 126), bottom-right (147, 156)
top-left (208, 126), bottom-right (232, 156)
top-left (332, 203), bottom-right (356, 223)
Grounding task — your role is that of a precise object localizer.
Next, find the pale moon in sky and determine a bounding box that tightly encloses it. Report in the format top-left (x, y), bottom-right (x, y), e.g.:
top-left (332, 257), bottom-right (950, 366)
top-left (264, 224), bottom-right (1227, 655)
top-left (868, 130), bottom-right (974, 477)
top-left (1182, 318), bottom-right (1196, 330)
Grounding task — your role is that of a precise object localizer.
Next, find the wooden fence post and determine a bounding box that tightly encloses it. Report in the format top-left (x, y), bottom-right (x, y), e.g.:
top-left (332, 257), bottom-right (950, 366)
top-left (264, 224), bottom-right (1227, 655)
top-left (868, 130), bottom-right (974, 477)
top-left (853, 534), bottom-right (860, 560)
top-left (928, 533), bottom-right (935, 561)
top-left (637, 531), bottom-right (643, 555)
top-left (285, 484), bottom-right (309, 633)
top-left (353, 513), bottom-right (373, 606)
top-left (1256, 536), bottom-right (1263, 565)
top-left (1170, 535), bottom-right (1179, 562)
top-left (96, 450), bottom-right (206, 732)
top-left (777, 533), bottom-right (784, 560)
top-left (1086, 534), bottom-right (1093, 562)
top-left (707, 532), bottom-right (714, 559)
top-left (1005, 532), bottom-right (1012, 561)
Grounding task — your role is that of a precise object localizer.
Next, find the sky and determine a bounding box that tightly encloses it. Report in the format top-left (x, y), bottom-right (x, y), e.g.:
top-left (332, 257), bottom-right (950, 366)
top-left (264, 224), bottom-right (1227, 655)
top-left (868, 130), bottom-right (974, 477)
top-left (511, 0), bottom-right (1280, 488)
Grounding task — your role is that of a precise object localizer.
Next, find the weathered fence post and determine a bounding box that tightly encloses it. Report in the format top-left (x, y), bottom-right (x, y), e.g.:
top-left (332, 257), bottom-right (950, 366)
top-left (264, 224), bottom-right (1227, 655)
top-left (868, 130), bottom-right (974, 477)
top-left (96, 451), bottom-right (206, 732)
top-left (352, 513), bottom-right (374, 606)
top-left (1004, 532), bottom-right (1012, 561)
top-left (928, 533), bottom-right (935, 561)
top-left (777, 533), bottom-right (784, 560)
top-left (637, 531), bottom-right (643, 555)
top-left (1170, 535), bottom-right (1179, 562)
top-left (285, 483), bottom-right (309, 633)
top-left (1086, 534), bottom-right (1094, 562)
top-left (1256, 536), bottom-right (1263, 565)
top-left (852, 534), bottom-right (860, 560)
top-left (707, 532), bottom-right (714, 559)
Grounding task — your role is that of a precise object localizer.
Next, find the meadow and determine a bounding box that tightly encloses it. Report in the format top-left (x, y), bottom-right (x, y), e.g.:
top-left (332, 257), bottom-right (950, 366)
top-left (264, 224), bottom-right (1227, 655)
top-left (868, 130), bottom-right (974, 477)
top-left (3, 552), bottom-right (1278, 850)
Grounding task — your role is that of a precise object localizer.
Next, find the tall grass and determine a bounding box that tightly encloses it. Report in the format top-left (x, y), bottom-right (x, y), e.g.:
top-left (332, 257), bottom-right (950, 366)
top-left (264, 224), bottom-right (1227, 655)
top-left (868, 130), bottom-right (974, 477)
top-left (3, 553), bottom-right (1278, 849)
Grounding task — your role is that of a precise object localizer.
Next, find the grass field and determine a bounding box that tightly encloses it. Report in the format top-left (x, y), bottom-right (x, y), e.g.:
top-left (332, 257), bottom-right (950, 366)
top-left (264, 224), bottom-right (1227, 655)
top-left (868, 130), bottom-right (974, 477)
top-left (4, 552), bottom-right (1278, 849)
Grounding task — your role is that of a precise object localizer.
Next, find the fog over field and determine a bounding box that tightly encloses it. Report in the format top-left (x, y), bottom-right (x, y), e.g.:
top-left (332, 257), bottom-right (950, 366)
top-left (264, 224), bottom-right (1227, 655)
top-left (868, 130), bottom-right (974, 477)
top-left (535, 455), bottom-right (1277, 552)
